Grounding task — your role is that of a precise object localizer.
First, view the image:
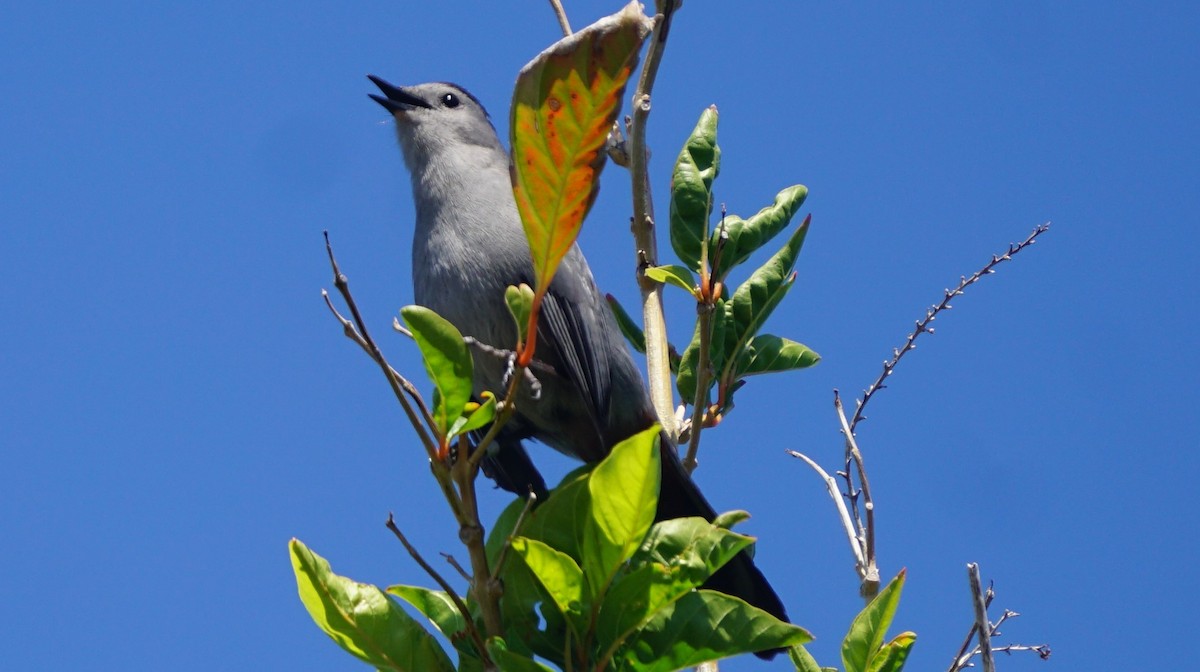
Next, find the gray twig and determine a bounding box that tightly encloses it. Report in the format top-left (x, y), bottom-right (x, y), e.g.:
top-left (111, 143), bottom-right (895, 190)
top-left (849, 222), bottom-right (1050, 434)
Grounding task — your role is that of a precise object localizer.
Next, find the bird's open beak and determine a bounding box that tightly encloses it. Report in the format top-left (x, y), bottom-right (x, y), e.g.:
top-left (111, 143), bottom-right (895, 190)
top-left (367, 75), bottom-right (432, 114)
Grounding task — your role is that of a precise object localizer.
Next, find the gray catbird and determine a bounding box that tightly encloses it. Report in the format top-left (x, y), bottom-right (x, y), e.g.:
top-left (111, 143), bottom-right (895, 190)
top-left (369, 76), bottom-right (789, 655)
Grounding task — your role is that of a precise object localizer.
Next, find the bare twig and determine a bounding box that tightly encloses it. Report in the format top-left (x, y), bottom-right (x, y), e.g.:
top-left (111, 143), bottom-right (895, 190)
top-left (439, 552), bottom-right (472, 583)
top-left (547, 0), bottom-right (571, 36)
top-left (322, 233), bottom-right (439, 459)
top-left (949, 582), bottom-right (1051, 671)
top-left (386, 513), bottom-right (489, 661)
top-left (949, 579), bottom-right (994, 672)
top-left (627, 0), bottom-right (680, 442)
top-left (967, 564), bottom-right (996, 672)
top-left (787, 450), bottom-right (866, 572)
top-left (850, 223), bottom-right (1050, 434)
top-left (834, 391), bottom-right (879, 599)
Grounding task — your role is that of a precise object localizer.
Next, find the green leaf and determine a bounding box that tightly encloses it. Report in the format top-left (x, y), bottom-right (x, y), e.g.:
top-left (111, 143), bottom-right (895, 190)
top-left (789, 645), bottom-right (826, 672)
top-left (621, 589), bottom-right (811, 671)
top-left (585, 426), bottom-right (661, 590)
top-left (487, 638), bottom-right (559, 672)
top-left (710, 185), bottom-right (808, 280)
top-left (606, 294), bottom-right (646, 354)
top-left (505, 284), bottom-right (535, 346)
top-left (669, 106), bottom-right (721, 269)
top-left (289, 539), bottom-right (453, 672)
top-left (511, 537), bottom-right (586, 626)
top-left (842, 569), bottom-right (907, 672)
top-left (644, 264), bottom-right (699, 297)
top-left (486, 469), bottom-right (592, 664)
top-left (449, 394), bottom-right (497, 439)
top-left (596, 517), bottom-right (756, 650)
top-left (869, 632), bottom-right (917, 672)
top-left (385, 585), bottom-right (472, 657)
top-left (510, 1), bottom-right (652, 295)
top-left (674, 319), bottom-right (705, 404)
top-left (734, 334), bottom-right (820, 379)
top-left (400, 305), bottom-right (473, 438)
top-left (634, 517), bottom-right (754, 590)
top-left (716, 215), bottom-right (811, 395)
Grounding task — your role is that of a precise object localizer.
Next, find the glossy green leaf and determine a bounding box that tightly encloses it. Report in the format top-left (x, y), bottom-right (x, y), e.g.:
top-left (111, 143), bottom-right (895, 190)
top-left (869, 632), bottom-right (917, 672)
top-left (596, 516), bottom-right (756, 649)
top-left (669, 106), bottom-right (720, 269)
top-left (449, 394), bottom-right (496, 439)
top-left (400, 305), bottom-right (472, 437)
top-left (510, 1), bottom-right (652, 295)
top-left (734, 334), bottom-right (820, 379)
top-left (645, 264), bottom-right (699, 297)
top-left (716, 216), bottom-right (811, 390)
top-left (842, 569), bottom-right (907, 672)
top-left (675, 296), bottom-right (731, 403)
top-left (487, 638), bottom-right (558, 672)
top-left (290, 539), bottom-right (453, 672)
top-left (505, 284), bottom-right (535, 346)
top-left (621, 589), bottom-right (811, 671)
top-left (385, 585), bottom-right (471, 656)
top-left (511, 536), bottom-right (586, 626)
top-left (486, 469), bottom-right (592, 664)
top-left (710, 185), bottom-right (808, 280)
top-left (633, 516), bottom-right (753, 585)
top-left (606, 294), bottom-right (646, 354)
top-left (585, 426), bottom-right (661, 588)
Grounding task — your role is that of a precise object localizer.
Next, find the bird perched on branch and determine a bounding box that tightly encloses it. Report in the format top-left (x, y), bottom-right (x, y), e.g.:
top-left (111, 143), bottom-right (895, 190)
top-left (369, 75), bottom-right (788, 656)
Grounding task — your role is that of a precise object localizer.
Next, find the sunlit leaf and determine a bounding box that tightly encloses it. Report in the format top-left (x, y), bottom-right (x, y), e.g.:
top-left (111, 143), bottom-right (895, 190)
top-left (510, 1), bottom-right (652, 294)
top-left (449, 394), bottom-right (496, 438)
top-left (289, 539), bottom-right (453, 671)
top-left (869, 632), bottom-right (917, 672)
top-left (487, 638), bottom-right (558, 672)
top-left (645, 264), bottom-right (699, 297)
top-left (710, 185), bottom-right (807, 280)
top-left (385, 585), bottom-right (471, 657)
top-left (620, 590), bottom-right (811, 671)
top-left (734, 334), bottom-right (820, 379)
top-left (585, 425), bottom-right (661, 591)
top-left (669, 106), bottom-right (720, 269)
top-left (843, 569), bottom-right (907, 672)
top-left (512, 536), bottom-right (586, 629)
top-left (400, 305), bottom-right (472, 437)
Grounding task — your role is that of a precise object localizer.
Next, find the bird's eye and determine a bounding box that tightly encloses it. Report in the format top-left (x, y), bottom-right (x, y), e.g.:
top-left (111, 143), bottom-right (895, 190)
top-left (441, 93), bottom-right (460, 108)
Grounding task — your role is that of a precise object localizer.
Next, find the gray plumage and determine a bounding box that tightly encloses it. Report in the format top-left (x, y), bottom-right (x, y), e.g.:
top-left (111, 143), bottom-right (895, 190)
top-left (369, 76), bottom-right (788, 654)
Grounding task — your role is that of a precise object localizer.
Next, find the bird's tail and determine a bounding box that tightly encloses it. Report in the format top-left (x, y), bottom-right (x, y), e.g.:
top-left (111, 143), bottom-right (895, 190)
top-left (657, 444), bottom-right (789, 660)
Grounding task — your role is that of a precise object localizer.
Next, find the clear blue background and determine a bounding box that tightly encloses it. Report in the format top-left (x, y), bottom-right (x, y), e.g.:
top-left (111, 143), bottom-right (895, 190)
top-left (3, 2), bottom-right (1195, 670)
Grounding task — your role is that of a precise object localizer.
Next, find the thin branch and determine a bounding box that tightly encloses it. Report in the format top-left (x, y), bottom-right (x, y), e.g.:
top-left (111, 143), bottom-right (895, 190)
top-left (322, 233), bottom-right (439, 459)
top-left (439, 553), bottom-right (472, 583)
top-left (850, 223), bottom-right (1051, 434)
top-left (787, 450), bottom-right (866, 572)
top-left (547, 0), bottom-right (571, 36)
top-left (834, 390), bottom-right (879, 599)
top-left (968, 564), bottom-right (996, 672)
top-left (627, 1), bottom-right (680, 442)
top-left (949, 579), bottom-right (994, 672)
top-left (386, 513), bottom-right (489, 661)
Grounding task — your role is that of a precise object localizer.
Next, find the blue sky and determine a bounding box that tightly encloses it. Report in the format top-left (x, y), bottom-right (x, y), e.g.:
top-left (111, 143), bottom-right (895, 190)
top-left (3, 2), bottom-right (1197, 670)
